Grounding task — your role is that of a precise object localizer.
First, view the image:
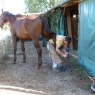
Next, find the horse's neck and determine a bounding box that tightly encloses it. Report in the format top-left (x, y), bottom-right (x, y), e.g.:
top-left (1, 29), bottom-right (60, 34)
top-left (6, 15), bottom-right (16, 25)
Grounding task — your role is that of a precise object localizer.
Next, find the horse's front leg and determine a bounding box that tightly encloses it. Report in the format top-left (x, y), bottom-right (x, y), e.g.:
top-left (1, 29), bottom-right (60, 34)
top-left (33, 39), bottom-right (42, 69)
top-left (21, 40), bottom-right (26, 63)
top-left (12, 35), bottom-right (17, 64)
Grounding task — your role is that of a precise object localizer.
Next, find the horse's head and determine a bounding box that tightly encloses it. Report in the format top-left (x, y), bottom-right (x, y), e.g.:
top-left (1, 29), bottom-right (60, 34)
top-left (0, 10), bottom-right (8, 28)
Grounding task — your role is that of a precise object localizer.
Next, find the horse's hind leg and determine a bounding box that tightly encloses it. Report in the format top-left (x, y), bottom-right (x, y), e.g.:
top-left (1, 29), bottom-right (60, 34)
top-left (21, 40), bottom-right (26, 63)
top-left (12, 35), bottom-right (17, 64)
top-left (33, 39), bottom-right (42, 69)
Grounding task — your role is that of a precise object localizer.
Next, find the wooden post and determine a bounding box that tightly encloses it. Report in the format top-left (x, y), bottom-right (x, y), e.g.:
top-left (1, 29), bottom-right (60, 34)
top-left (65, 7), bottom-right (73, 50)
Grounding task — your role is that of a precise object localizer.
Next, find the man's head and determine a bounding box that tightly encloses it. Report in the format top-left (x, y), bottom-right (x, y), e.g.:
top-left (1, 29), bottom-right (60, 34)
top-left (64, 36), bottom-right (71, 44)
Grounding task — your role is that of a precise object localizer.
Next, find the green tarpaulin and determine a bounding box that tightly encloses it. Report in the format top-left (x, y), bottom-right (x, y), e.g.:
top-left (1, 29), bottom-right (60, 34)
top-left (79, 0), bottom-right (95, 78)
top-left (57, 9), bottom-right (65, 35)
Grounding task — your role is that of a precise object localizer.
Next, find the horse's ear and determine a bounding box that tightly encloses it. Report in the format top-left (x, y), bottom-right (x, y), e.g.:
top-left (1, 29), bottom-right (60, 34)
top-left (1, 9), bottom-right (3, 13)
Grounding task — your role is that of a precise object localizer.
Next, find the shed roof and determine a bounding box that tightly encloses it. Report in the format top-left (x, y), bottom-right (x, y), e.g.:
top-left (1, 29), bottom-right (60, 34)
top-left (47, 0), bottom-right (82, 12)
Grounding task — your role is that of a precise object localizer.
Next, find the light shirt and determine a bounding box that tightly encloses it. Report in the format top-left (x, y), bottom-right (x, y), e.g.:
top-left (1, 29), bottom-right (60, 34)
top-left (49, 35), bottom-right (67, 47)
top-left (56, 35), bottom-right (65, 47)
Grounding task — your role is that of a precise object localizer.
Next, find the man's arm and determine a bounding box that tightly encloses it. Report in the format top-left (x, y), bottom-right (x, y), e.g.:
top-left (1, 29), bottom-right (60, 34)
top-left (56, 45), bottom-right (67, 57)
top-left (63, 44), bottom-right (68, 55)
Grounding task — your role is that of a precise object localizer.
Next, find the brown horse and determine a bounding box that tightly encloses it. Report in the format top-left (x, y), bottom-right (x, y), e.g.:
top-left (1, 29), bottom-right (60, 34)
top-left (0, 10), bottom-right (56, 69)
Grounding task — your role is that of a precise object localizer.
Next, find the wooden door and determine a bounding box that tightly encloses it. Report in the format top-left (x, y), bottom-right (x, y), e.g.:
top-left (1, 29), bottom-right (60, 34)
top-left (71, 18), bottom-right (78, 49)
top-left (70, 5), bottom-right (78, 50)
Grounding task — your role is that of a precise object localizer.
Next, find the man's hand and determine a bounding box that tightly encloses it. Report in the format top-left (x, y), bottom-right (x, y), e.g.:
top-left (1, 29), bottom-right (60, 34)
top-left (65, 51), bottom-right (68, 55)
top-left (61, 53), bottom-right (67, 58)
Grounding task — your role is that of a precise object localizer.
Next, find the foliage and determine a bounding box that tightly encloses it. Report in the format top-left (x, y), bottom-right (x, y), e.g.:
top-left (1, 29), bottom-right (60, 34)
top-left (24, 0), bottom-right (61, 13)
top-left (3, 23), bottom-right (10, 30)
top-left (43, 9), bottom-right (59, 33)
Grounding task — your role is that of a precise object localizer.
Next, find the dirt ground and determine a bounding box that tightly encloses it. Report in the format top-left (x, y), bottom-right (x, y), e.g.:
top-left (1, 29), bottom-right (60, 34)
top-left (0, 41), bottom-right (94, 95)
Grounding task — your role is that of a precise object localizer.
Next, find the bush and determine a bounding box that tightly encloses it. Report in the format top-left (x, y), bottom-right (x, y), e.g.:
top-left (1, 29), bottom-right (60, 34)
top-left (3, 23), bottom-right (10, 30)
top-left (43, 9), bottom-right (59, 33)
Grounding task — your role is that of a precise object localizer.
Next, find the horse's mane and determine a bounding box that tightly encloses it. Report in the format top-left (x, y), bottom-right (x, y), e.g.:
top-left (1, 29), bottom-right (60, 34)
top-left (16, 14), bottom-right (27, 18)
top-left (3, 11), bottom-right (16, 18)
top-left (16, 14), bottom-right (23, 17)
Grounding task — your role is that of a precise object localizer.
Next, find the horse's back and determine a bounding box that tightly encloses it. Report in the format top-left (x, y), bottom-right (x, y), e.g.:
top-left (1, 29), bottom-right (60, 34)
top-left (24, 16), bottom-right (42, 38)
top-left (14, 16), bottom-right (42, 40)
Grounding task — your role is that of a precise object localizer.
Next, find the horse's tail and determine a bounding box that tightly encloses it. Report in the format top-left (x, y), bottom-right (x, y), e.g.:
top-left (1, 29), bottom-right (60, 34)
top-left (40, 16), bottom-right (55, 34)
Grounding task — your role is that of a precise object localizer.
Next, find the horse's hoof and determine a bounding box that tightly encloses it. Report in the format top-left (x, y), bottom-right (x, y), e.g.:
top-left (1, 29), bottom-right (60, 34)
top-left (36, 65), bottom-right (41, 69)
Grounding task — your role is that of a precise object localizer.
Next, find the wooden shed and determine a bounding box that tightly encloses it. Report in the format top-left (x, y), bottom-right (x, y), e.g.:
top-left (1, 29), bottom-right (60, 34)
top-left (47, 0), bottom-right (95, 82)
top-left (47, 0), bottom-right (81, 50)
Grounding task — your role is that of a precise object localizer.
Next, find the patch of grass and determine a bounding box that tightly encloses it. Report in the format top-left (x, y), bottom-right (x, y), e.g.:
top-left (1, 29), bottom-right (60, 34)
top-left (0, 56), bottom-right (5, 64)
top-left (71, 59), bottom-right (92, 91)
